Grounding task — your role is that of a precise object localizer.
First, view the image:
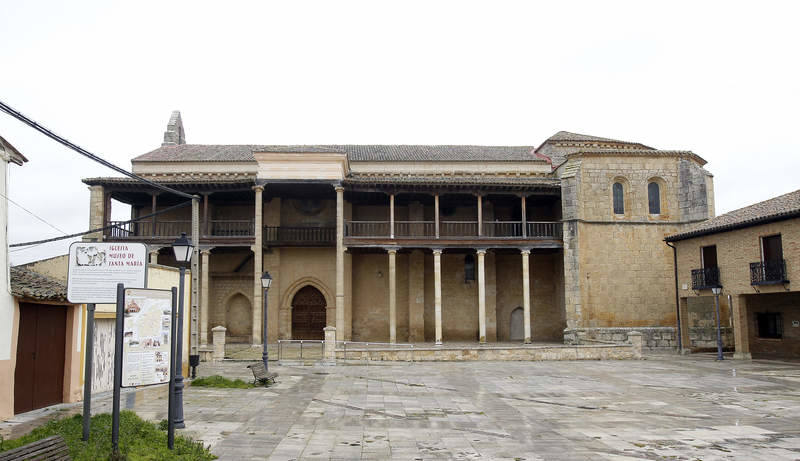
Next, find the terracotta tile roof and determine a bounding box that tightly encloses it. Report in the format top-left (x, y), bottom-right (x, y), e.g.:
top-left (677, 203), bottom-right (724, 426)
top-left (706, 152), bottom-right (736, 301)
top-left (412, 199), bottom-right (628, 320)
top-left (345, 174), bottom-right (560, 187)
top-left (133, 144), bottom-right (541, 163)
top-left (535, 131), bottom-right (656, 167)
top-left (666, 188), bottom-right (800, 241)
top-left (542, 131), bottom-right (653, 147)
top-left (10, 267), bottom-right (68, 302)
top-left (567, 149), bottom-right (707, 166)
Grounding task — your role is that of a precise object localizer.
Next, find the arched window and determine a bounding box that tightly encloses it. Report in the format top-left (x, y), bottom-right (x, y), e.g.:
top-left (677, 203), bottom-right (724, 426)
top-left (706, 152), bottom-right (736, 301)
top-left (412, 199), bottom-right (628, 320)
top-left (648, 182), bottom-right (661, 214)
top-left (464, 254), bottom-right (475, 282)
top-left (612, 182), bottom-right (625, 214)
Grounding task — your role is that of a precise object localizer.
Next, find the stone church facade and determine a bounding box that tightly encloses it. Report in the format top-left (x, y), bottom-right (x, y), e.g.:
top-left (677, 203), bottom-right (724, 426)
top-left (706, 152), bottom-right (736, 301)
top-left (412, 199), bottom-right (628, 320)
top-left (83, 112), bottom-right (714, 348)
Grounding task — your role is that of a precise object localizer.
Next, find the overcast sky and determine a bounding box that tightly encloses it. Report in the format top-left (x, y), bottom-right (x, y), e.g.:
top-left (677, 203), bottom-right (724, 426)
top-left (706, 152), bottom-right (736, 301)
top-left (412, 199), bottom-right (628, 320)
top-left (2, 1), bottom-right (799, 265)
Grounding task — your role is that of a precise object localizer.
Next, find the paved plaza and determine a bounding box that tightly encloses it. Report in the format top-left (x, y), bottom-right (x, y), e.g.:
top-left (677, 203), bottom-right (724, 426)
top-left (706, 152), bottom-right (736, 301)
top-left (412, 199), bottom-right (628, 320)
top-left (133, 355), bottom-right (800, 460)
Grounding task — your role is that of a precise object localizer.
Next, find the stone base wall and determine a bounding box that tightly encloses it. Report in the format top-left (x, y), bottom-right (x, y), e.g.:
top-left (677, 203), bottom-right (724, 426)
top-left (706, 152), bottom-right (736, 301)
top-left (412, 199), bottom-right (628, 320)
top-left (564, 326), bottom-right (734, 351)
top-left (334, 344), bottom-right (637, 361)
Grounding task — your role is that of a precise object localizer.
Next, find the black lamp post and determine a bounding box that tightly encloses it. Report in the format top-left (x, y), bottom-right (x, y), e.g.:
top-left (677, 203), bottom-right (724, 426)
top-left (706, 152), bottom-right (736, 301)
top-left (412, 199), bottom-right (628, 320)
top-left (712, 287), bottom-right (724, 361)
top-left (172, 232), bottom-right (193, 428)
top-left (261, 272), bottom-right (272, 371)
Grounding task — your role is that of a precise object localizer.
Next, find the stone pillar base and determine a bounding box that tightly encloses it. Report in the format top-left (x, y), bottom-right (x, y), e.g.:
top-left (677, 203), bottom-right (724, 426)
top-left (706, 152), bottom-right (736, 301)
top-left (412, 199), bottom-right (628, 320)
top-left (212, 326), bottom-right (226, 362)
top-left (323, 326), bottom-right (337, 364)
top-left (733, 352), bottom-right (752, 360)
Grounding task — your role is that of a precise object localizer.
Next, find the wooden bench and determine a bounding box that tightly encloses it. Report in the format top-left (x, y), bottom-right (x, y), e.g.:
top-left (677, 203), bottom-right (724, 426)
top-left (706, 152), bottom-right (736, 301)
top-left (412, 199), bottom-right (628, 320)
top-left (246, 362), bottom-right (277, 386)
top-left (0, 435), bottom-right (70, 461)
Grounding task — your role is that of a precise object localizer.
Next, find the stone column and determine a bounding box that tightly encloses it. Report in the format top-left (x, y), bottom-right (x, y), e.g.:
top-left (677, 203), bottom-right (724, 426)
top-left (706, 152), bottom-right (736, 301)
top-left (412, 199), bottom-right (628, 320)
top-left (388, 248), bottom-right (397, 343)
top-left (335, 185), bottom-right (345, 341)
top-left (191, 197), bottom-right (200, 356)
top-left (389, 193), bottom-right (395, 239)
top-left (148, 248), bottom-right (160, 265)
top-left (433, 249), bottom-right (443, 345)
top-left (521, 249), bottom-right (532, 343)
top-left (200, 249), bottom-right (212, 346)
top-left (477, 249), bottom-right (487, 343)
top-left (151, 193), bottom-right (158, 236)
top-left (212, 326), bottom-right (226, 361)
top-left (87, 185), bottom-right (105, 241)
top-left (521, 195), bottom-right (527, 238)
top-left (732, 295), bottom-right (752, 360)
top-left (434, 194), bottom-right (440, 239)
top-left (252, 185), bottom-right (264, 345)
top-left (477, 195), bottom-right (483, 237)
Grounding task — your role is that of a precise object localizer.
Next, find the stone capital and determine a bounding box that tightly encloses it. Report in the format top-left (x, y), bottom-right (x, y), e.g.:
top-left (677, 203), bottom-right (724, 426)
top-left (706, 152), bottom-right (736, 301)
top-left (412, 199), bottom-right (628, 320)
top-left (387, 248), bottom-right (398, 255)
top-left (431, 248), bottom-right (443, 255)
top-left (200, 248), bottom-right (213, 256)
top-left (475, 248), bottom-right (488, 255)
top-left (252, 185), bottom-right (265, 192)
top-left (520, 249), bottom-right (531, 255)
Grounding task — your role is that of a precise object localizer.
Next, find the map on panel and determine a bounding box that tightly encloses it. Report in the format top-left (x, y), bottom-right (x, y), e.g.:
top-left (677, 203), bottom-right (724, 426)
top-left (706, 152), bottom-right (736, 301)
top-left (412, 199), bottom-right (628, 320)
top-left (121, 288), bottom-right (172, 387)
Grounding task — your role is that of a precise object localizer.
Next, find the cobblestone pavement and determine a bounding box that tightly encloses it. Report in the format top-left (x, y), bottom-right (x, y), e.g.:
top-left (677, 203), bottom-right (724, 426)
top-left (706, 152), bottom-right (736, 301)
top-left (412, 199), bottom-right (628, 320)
top-left (129, 355), bottom-right (800, 460)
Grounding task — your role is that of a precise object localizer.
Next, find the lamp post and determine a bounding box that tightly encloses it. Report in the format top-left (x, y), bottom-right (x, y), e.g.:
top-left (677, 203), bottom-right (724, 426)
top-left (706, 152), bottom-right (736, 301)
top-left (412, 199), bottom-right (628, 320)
top-left (712, 287), bottom-right (724, 361)
top-left (171, 232), bottom-right (193, 428)
top-left (261, 272), bottom-right (272, 371)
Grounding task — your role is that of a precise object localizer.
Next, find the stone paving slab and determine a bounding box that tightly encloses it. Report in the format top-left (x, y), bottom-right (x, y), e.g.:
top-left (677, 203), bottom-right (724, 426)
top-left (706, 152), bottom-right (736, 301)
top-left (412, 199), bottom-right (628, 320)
top-left (5, 354), bottom-right (800, 460)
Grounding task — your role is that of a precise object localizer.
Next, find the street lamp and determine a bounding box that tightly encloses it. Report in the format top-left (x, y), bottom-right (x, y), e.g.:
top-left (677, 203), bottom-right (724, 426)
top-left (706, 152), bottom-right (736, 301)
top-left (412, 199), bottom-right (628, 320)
top-left (712, 287), bottom-right (724, 361)
top-left (171, 232), bottom-right (193, 428)
top-left (261, 272), bottom-right (272, 371)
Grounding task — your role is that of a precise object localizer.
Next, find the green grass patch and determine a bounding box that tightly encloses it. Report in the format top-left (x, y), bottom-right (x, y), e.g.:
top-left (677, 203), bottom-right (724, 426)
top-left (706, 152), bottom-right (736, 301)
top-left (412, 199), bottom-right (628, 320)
top-left (0, 411), bottom-right (215, 460)
top-left (191, 375), bottom-right (255, 389)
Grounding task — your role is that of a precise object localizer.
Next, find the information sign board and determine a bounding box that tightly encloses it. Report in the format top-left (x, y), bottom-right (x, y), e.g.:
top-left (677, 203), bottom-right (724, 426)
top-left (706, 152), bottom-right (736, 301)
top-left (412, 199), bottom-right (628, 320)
top-left (67, 242), bottom-right (147, 304)
top-left (121, 288), bottom-right (173, 387)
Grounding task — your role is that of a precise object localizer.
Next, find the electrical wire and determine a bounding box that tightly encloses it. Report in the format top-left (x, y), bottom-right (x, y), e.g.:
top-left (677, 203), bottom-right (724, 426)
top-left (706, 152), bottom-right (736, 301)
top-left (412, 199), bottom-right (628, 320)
top-left (10, 200), bottom-right (192, 248)
top-left (0, 190), bottom-right (68, 235)
top-left (0, 99), bottom-right (197, 200)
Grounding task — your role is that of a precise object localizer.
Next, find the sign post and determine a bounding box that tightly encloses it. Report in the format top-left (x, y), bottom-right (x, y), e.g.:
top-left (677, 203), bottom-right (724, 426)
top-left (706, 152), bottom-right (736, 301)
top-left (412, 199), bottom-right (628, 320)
top-left (67, 242), bottom-right (147, 444)
top-left (111, 284), bottom-right (124, 455)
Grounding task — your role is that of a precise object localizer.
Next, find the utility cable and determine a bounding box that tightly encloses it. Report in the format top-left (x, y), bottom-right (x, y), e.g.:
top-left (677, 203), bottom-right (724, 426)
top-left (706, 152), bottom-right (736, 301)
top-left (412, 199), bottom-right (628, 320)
top-left (0, 190), bottom-right (68, 235)
top-left (10, 200), bottom-right (192, 248)
top-left (0, 99), bottom-right (196, 200)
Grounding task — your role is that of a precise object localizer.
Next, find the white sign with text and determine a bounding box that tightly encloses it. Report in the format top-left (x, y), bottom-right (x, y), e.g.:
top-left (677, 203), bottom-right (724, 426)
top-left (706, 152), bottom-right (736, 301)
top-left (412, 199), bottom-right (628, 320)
top-left (67, 242), bottom-right (148, 304)
top-left (122, 288), bottom-right (172, 387)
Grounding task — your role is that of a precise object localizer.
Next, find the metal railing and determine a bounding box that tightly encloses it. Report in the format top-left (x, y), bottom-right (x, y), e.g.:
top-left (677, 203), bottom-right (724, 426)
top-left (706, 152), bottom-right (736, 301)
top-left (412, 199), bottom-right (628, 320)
top-left (264, 226), bottom-right (336, 244)
top-left (277, 340), bottom-right (324, 361)
top-left (107, 219), bottom-right (255, 238)
top-left (338, 341), bottom-right (415, 363)
top-left (345, 220), bottom-right (562, 239)
top-left (209, 219), bottom-right (254, 236)
top-left (691, 267), bottom-right (722, 290)
top-left (750, 259), bottom-right (788, 285)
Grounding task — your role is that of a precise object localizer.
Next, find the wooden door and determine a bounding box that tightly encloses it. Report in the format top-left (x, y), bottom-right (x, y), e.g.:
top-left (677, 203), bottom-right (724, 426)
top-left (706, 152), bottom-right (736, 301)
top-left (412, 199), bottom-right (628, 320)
top-left (701, 245), bottom-right (718, 268)
top-left (14, 303), bottom-right (66, 414)
top-left (762, 235), bottom-right (783, 262)
top-left (291, 286), bottom-right (326, 340)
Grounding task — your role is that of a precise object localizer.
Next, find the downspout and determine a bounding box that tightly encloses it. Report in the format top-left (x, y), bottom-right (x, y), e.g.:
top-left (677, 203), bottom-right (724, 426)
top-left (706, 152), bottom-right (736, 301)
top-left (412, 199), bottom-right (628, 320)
top-left (665, 240), bottom-right (682, 352)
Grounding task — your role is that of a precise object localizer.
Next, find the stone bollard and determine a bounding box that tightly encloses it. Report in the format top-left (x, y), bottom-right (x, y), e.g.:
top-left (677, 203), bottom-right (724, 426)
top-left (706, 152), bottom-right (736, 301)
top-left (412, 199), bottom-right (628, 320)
top-left (212, 326), bottom-right (227, 361)
top-left (323, 326), bottom-right (337, 364)
top-left (575, 330), bottom-right (587, 345)
top-left (627, 331), bottom-right (643, 359)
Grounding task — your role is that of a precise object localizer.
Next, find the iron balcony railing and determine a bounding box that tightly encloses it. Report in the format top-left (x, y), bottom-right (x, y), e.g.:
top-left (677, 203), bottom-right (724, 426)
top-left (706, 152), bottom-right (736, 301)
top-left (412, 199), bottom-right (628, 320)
top-left (107, 219), bottom-right (254, 238)
top-left (750, 259), bottom-right (788, 285)
top-left (691, 267), bottom-right (722, 290)
top-left (345, 220), bottom-right (562, 240)
top-left (264, 226), bottom-right (336, 245)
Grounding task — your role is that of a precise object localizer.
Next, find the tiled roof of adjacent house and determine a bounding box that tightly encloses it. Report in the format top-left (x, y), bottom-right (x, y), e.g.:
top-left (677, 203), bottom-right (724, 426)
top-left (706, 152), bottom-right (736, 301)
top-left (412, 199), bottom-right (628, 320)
top-left (666, 189), bottom-right (800, 242)
top-left (10, 267), bottom-right (69, 302)
top-left (133, 144), bottom-right (540, 163)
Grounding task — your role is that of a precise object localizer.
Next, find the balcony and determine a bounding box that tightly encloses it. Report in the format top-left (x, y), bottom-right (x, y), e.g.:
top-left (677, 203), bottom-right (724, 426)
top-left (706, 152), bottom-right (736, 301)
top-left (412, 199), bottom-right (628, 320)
top-left (691, 267), bottom-right (722, 290)
top-left (264, 226), bottom-right (335, 246)
top-left (345, 220), bottom-right (562, 240)
top-left (107, 219), bottom-right (254, 240)
top-left (750, 259), bottom-right (789, 285)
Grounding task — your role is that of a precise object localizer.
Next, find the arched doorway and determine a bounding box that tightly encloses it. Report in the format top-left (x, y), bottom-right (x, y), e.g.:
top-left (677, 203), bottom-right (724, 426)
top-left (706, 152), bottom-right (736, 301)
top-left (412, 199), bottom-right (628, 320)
top-left (291, 286), bottom-right (327, 340)
top-left (510, 307), bottom-right (524, 341)
top-left (226, 293), bottom-right (252, 343)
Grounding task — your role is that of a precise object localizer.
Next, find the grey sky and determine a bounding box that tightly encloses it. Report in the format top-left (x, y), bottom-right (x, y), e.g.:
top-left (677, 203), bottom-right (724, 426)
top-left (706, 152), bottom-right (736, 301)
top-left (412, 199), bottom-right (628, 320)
top-left (2, 1), bottom-right (798, 265)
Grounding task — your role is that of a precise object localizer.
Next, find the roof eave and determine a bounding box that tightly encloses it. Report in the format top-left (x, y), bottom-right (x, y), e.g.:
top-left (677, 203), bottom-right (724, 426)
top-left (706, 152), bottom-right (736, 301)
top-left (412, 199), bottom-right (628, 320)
top-left (665, 211), bottom-right (800, 242)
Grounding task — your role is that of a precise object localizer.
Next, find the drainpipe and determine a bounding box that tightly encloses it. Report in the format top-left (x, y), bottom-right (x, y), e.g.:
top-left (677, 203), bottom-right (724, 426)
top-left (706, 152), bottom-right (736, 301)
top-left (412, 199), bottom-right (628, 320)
top-left (665, 240), bottom-right (682, 352)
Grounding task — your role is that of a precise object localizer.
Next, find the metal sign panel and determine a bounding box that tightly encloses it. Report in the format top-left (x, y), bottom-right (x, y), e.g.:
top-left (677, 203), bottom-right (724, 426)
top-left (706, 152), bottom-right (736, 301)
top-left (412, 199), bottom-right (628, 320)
top-left (67, 242), bottom-right (147, 304)
top-left (121, 288), bottom-right (172, 387)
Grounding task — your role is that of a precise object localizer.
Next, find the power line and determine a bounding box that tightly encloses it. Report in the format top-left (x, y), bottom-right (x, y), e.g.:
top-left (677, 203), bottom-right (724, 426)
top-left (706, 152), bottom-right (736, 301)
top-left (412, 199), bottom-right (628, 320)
top-left (0, 99), bottom-right (196, 201)
top-left (10, 200), bottom-right (192, 248)
top-left (0, 190), bottom-right (68, 235)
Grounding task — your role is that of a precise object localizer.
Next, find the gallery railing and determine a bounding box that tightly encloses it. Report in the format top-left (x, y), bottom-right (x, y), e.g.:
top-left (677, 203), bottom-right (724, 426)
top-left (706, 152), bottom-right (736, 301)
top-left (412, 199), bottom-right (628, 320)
top-left (345, 220), bottom-right (562, 239)
top-left (691, 267), bottom-right (722, 290)
top-left (750, 259), bottom-right (788, 285)
top-left (264, 226), bottom-right (336, 245)
top-left (107, 219), bottom-right (255, 238)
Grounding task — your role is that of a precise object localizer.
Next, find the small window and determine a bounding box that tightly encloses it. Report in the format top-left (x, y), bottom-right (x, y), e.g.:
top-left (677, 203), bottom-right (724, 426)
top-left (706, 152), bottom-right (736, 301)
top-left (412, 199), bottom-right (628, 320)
top-left (757, 312), bottom-right (782, 339)
top-left (648, 182), bottom-right (661, 214)
top-left (464, 254), bottom-right (475, 282)
top-left (612, 182), bottom-right (624, 214)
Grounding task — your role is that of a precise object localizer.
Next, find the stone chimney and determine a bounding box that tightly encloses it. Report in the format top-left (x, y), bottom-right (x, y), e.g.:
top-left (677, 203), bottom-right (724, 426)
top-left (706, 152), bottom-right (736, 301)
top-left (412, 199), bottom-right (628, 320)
top-left (162, 110), bottom-right (186, 146)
